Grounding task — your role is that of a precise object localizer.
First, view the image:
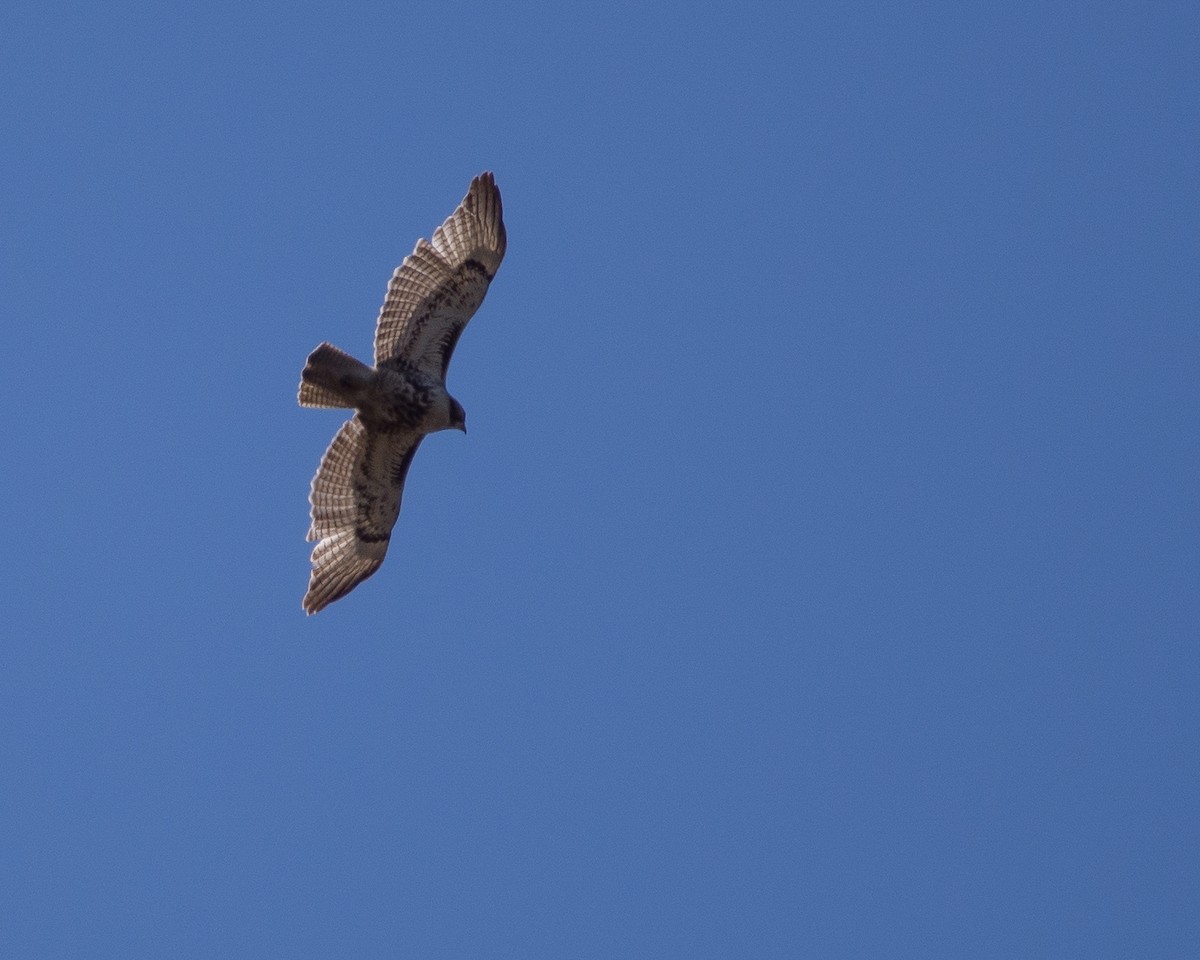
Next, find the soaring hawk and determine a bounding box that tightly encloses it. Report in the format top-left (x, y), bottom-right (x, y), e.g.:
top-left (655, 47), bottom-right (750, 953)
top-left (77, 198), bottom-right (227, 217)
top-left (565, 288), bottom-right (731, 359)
top-left (297, 173), bottom-right (506, 614)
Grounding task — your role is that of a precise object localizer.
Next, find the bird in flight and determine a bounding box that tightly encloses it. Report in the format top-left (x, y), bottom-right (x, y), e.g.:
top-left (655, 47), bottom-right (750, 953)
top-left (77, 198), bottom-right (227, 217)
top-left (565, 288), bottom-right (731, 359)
top-left (298, 173), bottom-right (506, 614)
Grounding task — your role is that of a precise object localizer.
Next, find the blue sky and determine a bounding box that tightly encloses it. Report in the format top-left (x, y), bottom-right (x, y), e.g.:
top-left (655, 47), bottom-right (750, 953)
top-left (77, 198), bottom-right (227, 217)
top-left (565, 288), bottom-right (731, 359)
top-left (2, 1), bottom-right (1197, 956)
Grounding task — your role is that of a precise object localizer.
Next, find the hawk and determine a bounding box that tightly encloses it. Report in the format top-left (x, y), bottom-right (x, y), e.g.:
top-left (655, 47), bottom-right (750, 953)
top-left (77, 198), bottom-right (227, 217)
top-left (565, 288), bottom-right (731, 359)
top-left (297, 172), bottom-right (506, 614)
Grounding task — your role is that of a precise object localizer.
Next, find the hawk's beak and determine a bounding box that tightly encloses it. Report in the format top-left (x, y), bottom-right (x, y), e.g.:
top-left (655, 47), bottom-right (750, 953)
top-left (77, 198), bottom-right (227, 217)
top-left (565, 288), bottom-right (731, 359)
top-left (458, 423), bottom-right (467, 434)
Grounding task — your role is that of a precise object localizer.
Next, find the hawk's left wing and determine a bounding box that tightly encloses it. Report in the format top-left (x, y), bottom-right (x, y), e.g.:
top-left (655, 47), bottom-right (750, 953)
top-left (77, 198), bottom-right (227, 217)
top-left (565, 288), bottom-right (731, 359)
top-left (304, 416), bottom-right (423, 614)
top-left (373, 172), bottom-right (506, 379)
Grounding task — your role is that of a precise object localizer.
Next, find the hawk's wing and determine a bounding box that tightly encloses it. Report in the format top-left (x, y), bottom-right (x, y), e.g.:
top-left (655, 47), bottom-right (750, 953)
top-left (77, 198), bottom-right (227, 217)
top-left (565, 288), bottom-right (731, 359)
top-left (373, 172), bottom-right (506, 379)
top-left (303, 416), bottom-right (423, 614)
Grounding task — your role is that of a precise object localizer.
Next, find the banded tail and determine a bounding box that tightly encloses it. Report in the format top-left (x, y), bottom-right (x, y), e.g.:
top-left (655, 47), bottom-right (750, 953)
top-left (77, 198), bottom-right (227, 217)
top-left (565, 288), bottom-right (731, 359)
top-left (298, 343), bottom-right (374, 408)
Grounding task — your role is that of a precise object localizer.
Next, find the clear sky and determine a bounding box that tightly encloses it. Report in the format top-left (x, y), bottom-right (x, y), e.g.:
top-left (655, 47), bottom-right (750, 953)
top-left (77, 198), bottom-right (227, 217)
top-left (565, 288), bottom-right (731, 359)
top-left (2, 1), bottom-right (1197, 957)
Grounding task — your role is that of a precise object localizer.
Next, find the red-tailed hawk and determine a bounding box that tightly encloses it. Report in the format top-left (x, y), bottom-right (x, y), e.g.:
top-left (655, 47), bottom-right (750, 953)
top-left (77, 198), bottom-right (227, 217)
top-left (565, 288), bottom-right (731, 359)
top-left (297, 173), bottom-right (506, 614)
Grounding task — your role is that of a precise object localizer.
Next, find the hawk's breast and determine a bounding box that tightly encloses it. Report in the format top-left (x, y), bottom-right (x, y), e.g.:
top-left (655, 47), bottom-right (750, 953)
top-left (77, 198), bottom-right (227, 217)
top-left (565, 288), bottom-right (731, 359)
top-left (357, 365), bottom-right (448, 432)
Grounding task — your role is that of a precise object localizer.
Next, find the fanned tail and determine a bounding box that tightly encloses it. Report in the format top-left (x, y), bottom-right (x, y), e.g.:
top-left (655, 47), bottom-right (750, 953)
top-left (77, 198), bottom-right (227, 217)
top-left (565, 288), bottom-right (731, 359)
top-left (298, 343), bottom-right (374, 408)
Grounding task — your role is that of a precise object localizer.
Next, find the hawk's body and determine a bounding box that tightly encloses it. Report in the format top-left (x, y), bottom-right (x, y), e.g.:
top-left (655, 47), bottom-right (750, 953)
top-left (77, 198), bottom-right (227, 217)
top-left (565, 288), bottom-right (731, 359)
top-left (298, 173), bottom-right (506, 614)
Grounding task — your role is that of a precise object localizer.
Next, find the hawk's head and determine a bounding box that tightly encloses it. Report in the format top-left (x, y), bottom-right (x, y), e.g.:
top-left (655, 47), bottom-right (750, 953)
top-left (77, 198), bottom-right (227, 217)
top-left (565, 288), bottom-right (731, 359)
top-left (449, 397), bottom-right (467, 434)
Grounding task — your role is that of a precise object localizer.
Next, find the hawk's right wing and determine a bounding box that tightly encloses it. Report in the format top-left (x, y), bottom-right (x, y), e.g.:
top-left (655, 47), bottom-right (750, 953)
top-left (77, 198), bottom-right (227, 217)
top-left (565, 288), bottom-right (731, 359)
top-left (303, 416), bottom-right (423, 614)
top-left (373, 172), bottom-right (506, 380)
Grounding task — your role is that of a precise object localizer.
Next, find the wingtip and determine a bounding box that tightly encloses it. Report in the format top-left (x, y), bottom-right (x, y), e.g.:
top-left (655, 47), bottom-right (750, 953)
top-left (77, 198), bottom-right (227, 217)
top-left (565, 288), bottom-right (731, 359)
top-left (302, 584), bottom-right (326, 615)
top-left (470, 170), bottom-right (500, 197)
top-left (301, 584), bottom-right (333, 616)
top-left (465, 171), bottom-right (505, 258)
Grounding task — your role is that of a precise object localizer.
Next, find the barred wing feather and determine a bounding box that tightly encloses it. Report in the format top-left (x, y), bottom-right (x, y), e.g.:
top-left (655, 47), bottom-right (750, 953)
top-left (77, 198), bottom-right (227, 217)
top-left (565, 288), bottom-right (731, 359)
top-left (303, 416), bottom-right (423, 614)
top-left (373, 172), bottom-right (506, 378)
